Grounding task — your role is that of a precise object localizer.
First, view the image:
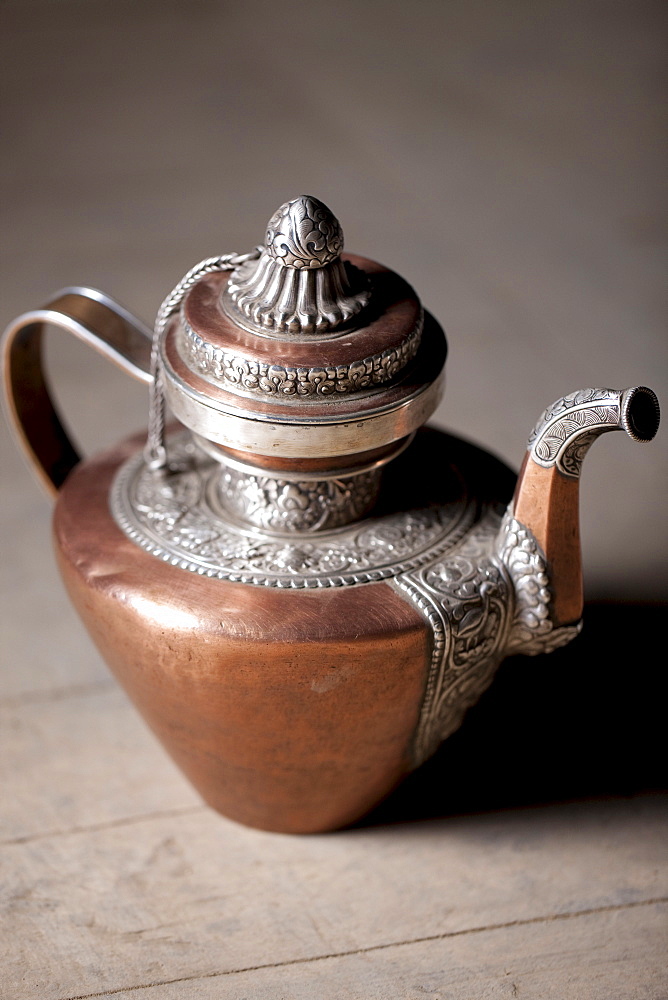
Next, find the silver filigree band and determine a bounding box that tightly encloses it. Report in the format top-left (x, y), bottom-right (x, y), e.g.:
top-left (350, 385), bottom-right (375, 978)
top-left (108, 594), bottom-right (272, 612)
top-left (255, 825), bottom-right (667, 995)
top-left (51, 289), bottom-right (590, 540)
top-left (181, 312), bottom-right (423, 398)
top-left (213, 466), bottom-right (382, 533)
top-left (111, 431), bottom-right (477, 589)
top-left (393, 511), bottom-right (510, 764)
top-left (497, 512), bottom-right (581, 656)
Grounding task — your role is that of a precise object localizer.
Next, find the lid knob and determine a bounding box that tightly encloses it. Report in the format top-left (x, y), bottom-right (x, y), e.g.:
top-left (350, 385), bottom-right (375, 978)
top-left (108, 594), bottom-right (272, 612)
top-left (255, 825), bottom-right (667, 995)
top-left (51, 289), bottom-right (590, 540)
top-left (222, 195), bottom-right (370, 336)
top-left (265, 195), bottom-right (343, 268)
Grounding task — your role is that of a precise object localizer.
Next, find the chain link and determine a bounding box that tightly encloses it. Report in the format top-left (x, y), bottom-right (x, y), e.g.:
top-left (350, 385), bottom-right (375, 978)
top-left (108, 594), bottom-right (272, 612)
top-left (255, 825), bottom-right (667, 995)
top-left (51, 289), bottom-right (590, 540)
top-left (143, 247), bottom-right (262, 470)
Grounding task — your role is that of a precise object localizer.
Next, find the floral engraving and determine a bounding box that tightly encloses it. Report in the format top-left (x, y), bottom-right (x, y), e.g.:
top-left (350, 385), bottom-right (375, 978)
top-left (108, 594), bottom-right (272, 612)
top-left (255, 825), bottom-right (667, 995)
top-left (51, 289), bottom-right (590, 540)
top-left (265, 196), bottom-right (343, 269)
top-left (497, 512), bottom-right (581, 656)
top-left (394, 512), bottom-right (511, 764)
top-left (111, 431), bottom-right (478, 588)
top-left (217, 467), bottom-right (381, 532)
top-left (222, 196), bottom-right (371, 335)
top-left (182, 314), bottom-right (423, 397)
top-left (394, 510), bottom-right (580, 766)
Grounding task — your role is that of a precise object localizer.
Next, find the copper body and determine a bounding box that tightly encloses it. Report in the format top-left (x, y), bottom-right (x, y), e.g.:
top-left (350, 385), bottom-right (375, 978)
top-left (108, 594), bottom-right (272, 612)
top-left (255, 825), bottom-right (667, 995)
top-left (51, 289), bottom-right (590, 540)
top-left (53, 427), bottom-right (515, 833)
top-left (54, 434), bottom-right (431, 833)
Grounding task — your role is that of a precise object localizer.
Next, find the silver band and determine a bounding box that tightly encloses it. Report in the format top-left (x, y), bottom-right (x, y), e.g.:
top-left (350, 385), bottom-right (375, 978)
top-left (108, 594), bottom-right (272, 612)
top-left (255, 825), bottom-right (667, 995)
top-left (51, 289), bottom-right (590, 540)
top-left (212, 465), bottom-right (382, 533)
top-left (394, 509), bottom-right (581, 766)
top-left (191, 432), bottom-right (414, 481)
top-left (162, 319), bottom-right (446, 459)
top-left (181, 311), bottom-right (423, 399)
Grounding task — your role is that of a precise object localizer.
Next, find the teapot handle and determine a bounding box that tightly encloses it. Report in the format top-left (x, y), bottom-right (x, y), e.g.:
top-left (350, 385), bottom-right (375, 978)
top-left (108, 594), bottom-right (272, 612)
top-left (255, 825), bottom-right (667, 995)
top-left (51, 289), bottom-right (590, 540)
top-left (2, 286), bottom-right (153, 499)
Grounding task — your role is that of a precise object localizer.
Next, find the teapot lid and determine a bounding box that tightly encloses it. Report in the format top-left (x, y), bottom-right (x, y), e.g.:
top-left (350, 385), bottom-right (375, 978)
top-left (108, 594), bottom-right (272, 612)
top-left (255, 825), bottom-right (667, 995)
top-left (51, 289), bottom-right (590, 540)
top-left (158, 195), bottom-right (447, 460)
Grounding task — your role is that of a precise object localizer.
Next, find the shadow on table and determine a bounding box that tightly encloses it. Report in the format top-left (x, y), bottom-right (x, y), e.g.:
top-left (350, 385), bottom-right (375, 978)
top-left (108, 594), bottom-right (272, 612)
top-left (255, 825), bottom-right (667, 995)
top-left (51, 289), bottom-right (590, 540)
top-left (358, 600), bottom-right (667, 827)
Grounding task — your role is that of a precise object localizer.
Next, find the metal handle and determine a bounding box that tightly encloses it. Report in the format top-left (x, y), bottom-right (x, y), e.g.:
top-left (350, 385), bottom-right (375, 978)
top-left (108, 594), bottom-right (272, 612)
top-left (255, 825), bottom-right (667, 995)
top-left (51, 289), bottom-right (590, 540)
top-left (2, 286), bottom-right (153, 498)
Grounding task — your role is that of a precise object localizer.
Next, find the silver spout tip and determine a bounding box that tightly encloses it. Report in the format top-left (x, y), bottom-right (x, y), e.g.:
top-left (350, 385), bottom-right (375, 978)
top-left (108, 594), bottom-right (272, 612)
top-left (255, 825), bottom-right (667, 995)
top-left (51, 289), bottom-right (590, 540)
top-left (621, 386), bottom-right (660, 443)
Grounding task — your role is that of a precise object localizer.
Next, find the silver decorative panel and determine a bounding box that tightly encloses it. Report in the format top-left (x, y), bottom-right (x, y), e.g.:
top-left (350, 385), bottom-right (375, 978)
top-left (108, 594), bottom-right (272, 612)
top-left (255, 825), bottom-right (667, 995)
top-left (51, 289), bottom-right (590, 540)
top-left (111, 432), bottom-right (477, 589)
top-left (181, 313), bottom-right (423, 398)
top-left (394, 511), bottom-right (580, 765)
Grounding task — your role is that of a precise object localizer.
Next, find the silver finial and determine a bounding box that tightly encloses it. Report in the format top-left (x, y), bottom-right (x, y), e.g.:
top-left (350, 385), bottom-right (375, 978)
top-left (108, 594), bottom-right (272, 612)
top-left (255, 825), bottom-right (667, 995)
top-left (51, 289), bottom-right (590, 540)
top-left (265, 196), bottom-right (343, 269)
top-left (222, 195), bottom-right (370, 337)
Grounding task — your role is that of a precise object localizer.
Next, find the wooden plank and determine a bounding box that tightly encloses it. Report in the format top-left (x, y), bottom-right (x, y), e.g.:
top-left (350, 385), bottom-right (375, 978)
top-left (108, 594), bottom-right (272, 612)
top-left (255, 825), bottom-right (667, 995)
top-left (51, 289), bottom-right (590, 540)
top-left (1, 796), bottom-right (666, 1000)
top-left (0, 687), bottom-right (200, 844)
top-left (78, 901), bottom-right (668, 1000)
top-left (0, 485), bottom-right (110, 700)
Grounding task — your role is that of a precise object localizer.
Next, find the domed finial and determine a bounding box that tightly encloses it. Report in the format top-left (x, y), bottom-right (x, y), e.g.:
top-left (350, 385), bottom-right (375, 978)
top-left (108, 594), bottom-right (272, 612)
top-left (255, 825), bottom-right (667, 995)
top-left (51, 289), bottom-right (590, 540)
top-left (222, 195), bottom-right (370, 336)
top-left (265, 196), bottom-right (343, 269)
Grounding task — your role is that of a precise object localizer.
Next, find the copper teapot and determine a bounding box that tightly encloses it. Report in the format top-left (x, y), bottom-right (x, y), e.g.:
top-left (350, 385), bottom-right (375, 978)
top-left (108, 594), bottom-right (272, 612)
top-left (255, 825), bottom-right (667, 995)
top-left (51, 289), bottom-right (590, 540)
top-left (2, 196), bottom-right (660, 833)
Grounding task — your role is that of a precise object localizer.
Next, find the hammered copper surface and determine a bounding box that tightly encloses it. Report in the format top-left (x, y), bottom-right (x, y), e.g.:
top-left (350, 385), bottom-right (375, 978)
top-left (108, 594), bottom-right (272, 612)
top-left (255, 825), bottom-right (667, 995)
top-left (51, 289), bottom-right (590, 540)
top-left (513, 455), bottom-right (583, 627)
top-left (53, 433), bottom-right (431, 833)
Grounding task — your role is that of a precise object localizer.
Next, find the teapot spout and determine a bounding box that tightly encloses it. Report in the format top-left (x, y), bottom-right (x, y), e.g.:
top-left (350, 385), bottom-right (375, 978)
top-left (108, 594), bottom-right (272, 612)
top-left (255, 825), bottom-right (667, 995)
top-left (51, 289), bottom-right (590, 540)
top-left (507, 386), bottom-right (659, 629)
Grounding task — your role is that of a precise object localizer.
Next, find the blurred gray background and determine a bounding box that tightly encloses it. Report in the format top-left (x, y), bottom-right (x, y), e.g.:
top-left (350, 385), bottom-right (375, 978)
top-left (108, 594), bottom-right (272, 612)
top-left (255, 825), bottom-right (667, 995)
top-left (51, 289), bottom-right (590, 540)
top-left (2, 0), bottom-right (666, 676)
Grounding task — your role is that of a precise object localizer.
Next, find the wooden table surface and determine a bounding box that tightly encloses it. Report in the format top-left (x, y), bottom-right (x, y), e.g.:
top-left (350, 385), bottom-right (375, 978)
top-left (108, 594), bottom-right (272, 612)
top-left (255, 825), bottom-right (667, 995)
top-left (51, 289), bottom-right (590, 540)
top-left (1, 2), bottom-right (666, 997)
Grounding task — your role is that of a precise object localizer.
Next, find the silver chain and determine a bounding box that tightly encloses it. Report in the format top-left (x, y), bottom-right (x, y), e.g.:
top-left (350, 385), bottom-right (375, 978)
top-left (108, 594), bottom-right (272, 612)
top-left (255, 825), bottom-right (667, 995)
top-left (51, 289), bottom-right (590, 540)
top-left (143, 247), bottom-right (262, 471)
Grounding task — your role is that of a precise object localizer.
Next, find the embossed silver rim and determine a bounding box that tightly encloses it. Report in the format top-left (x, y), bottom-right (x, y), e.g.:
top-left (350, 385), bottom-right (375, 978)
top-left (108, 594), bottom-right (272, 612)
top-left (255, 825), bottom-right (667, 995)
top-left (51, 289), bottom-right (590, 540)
top-left (110, 432), bottom-right (478, 589)
top-left (162, 323), bottom-right (446, 459)
top-left (180, 312), bottom-right (423, 399)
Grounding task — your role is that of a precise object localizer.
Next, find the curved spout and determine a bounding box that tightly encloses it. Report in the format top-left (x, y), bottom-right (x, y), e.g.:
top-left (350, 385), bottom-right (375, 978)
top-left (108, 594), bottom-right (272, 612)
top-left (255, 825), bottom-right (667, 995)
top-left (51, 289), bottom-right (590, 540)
top-left (510, 386), bottom-right (659, 628)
